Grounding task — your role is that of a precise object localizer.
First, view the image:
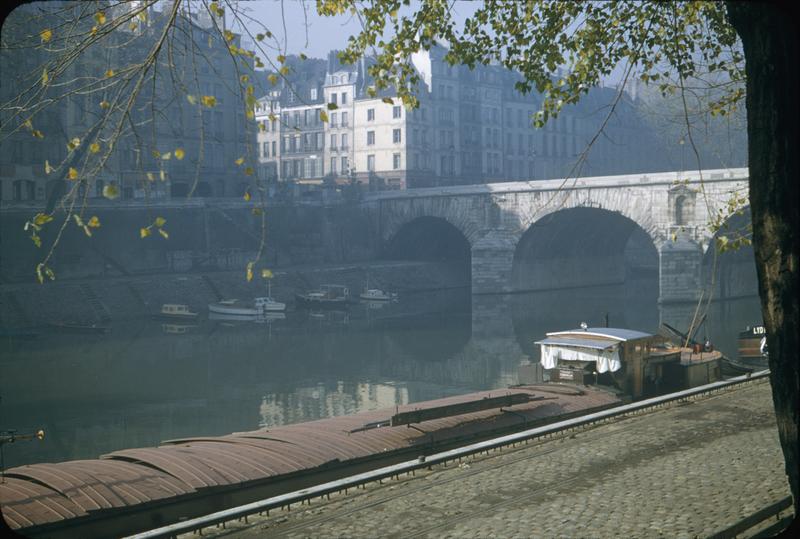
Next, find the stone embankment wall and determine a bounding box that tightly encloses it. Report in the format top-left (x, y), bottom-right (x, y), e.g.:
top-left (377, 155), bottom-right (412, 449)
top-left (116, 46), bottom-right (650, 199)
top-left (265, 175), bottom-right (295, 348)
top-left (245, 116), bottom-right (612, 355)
top-left (0, 202), bottom-right (377, 283)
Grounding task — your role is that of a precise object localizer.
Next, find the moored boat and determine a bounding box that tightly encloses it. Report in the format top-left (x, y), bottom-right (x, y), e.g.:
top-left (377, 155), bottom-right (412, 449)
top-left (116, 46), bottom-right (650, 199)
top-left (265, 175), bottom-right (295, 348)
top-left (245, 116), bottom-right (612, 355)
top-left (359, 288), bottom-right (398, 301)
top-left (47, 321), bottom-right (110, 334)
top-left (295, 284), bottom-right (350, 308)
top-left (154, 303), bottom-right (198, 320)
top-left (737, 324), bottom-right (767, 360)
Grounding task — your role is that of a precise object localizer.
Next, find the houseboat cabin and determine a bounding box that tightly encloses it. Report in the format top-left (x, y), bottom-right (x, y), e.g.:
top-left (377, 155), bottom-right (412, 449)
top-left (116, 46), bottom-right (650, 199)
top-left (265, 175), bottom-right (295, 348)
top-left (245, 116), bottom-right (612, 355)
top-left (536, 326), bottom-right (690, 398)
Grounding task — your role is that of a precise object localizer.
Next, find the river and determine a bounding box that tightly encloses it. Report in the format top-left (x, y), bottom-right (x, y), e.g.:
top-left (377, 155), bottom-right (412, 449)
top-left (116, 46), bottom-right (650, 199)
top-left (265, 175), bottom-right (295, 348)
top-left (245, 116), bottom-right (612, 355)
top-left (0, 278), bottom-right (762, 468)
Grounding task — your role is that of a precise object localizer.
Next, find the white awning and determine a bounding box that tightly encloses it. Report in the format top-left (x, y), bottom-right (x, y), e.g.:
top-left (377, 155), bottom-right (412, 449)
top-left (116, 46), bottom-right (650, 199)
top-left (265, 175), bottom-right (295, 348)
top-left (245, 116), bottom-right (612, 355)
top-left (540, 344), bottom-right (621, 373)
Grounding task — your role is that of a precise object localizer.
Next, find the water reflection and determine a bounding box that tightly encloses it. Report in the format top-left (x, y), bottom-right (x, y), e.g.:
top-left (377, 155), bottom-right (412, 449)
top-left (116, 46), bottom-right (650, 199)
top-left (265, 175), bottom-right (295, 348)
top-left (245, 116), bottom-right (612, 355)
top-left (0, 281), bottom-right (760, 467)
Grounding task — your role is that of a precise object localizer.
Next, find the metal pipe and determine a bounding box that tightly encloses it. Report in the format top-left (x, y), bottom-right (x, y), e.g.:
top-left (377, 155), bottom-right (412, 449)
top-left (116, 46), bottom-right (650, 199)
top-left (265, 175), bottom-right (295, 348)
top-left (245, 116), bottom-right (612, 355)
top-left (125, 370), bottom-right (768, 539)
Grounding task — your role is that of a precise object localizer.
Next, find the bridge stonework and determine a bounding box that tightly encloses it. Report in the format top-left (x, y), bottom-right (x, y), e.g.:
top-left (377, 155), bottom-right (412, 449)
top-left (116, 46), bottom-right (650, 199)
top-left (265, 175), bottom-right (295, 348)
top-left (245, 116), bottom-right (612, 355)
top-left (363, 168), bottom-right (749, 303)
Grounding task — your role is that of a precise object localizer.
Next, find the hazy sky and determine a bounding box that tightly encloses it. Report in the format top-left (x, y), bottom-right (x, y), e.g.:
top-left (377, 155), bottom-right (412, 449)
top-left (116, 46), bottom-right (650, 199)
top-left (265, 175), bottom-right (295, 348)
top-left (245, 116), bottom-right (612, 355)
top-left (239, 1), bottom-right (480, 61)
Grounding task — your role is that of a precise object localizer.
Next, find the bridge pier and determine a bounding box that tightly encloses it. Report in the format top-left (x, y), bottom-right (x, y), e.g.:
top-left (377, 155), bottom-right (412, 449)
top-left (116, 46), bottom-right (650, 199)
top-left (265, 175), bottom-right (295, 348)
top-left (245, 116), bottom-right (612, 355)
top-left (471, 230), bottom-right (518, 295)
top-left (658, 238), bottom-right (704, 304)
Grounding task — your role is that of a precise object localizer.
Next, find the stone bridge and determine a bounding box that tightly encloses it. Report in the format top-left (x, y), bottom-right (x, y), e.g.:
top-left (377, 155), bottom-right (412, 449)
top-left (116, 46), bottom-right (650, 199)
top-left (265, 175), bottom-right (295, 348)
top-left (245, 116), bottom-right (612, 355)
top-left (362, 168), bottom-right (751, 304)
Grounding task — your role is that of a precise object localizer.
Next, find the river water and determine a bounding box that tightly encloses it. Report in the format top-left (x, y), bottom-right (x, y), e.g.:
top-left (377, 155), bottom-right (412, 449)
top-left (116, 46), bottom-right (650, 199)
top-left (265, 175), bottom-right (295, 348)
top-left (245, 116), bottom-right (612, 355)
top-left (0, 278), bottom-right (761, 468)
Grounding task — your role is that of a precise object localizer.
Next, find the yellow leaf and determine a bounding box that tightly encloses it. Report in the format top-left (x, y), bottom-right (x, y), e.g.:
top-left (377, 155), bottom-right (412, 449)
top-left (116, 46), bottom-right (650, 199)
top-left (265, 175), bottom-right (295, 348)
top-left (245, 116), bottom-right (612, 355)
top-left (151, 149), bottom-right (161, 158)
top-left (154, 216), bottom-right (166, 228)
top-left (158, 229), bottom-right (169, 239)
top-left (31, 233), bottom-right (42, 248)
top-left (382, 97), bottom-right (394, 105)
top-left (261, 269), bottom-right (273, 279)
top-left (224, 30), bottom-right (234, 42)
top-left (252, 207), bottom-right (263, 216)
top-left (279, 66), bottom-right (289, 76)
top-left (33, 213), bottom-right (53, 226)
top-left (73, 214), bottom-right (84, 227)
top-left (243, 190), bottom-right (251, 201)
top-left (146, 172), bottom-right (155, 182)
top-left (35, 263), bottom-right (44, 284)
top-left (44, 266), bottom-right (55, 281)
top-left (94, 11), bottom-right (106, 25)
top-left (67, 137), bottom-right (80, 150)
top-left (100, 100), bottom-right (110, 109)
top-left (174, 148), bottom-right (185, 160)
top-left (277, 54), bottom-right (286, 64)
top-left (240, 74), bottom-right (249, 83)
top-left (42, 68), bottom-right (49, 86)
top-left (244, 166), bottom-right (254, 176)
top-left (68, 167), bottom-right (78, 180)
top-left (32, 130), bottom-right (44, 139)
top-left (319, 110), bottom-right (329, 123)
top-left (44, 160), bottom-right (53, 174)
top-left (246, 109), bottom-right (254, 120)
top-left (87, 216), bottom-right (100, 228)
top-left (255, 58), bottom-right (264, 68)
top-left (83, 225), bottom-right (92, 237)
top-left (235, 156), bottom-right (245, 166)
top-left (268, 73), bottom-right (278, 85)
top-left (102, 184), bottom-right (119, 199)
top-left (128, 21), bottom-right (137, 31)
top-left (159, 170), bottom-right (166, 181)
top-left (140, 227), bottom-right (151, 238)
top-left (23, 119), bottom-right (33, 130)
top-left (246, 262), bottom-right (254, 282)
top-left (91, 26), bottom-right (98, 36)
top-left (187, 94), bottom-right (197, 105)
top-left (40, 29), bottom-right (52, 42)
top-left (89, 142), bottom-right (100, 153)
top-left (256, 33), bottom-right (265, 41)
top-left (161, 151), bottom-right (171, 160)
top-left (105, 69), bottom-right (115, 78)
top-left (201, 95), bottom-right (217, 107)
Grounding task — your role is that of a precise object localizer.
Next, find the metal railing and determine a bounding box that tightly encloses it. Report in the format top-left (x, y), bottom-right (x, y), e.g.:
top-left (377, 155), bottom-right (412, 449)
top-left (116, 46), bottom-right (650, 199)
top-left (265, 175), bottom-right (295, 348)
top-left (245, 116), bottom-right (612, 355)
top-left (126, 371), bottom-right (770, 539)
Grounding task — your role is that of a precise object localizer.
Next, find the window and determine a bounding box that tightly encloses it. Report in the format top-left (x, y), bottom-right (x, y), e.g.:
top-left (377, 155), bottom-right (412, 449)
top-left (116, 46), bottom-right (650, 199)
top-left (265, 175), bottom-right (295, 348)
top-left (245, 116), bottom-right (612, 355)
top-left (341, 156), bottom-right (348, 172)
top-left (331, 157), bottom-right (337, 174)
top-left (341, 92), bottom-right (348, 104)
top-left (393, 153), bottom-right (401, 169)
top-left (367, 131), bottom-right (375, 145)
top-left (330, 134), bottom-right (338, 149)
top-left (271, 119), bottom-right (277, 131)
top-left (293, 112), bottom-right (300, 127)
top-left (341, 111), bottom-right (348, 127)
top-left (393, 106), bottom-right (401, 119)
top-left (331, 112), bottom-right (338, 127)
top-left (341, 133), bottom-right (348, 149)
top-left (272, 141), bottom-right (276, 156)
top-left (393, 128), bottom-right (401, 143)
top-left (310, 88), bottom-right (317, 100)
top-left (367, 154), bottom-right (375, 171)
top-left (263, 142), bottom-right (269, 157)
top-left (330, 93), bottom-right (337, 105)
top-left (367, 108), bottom-right (375, 121)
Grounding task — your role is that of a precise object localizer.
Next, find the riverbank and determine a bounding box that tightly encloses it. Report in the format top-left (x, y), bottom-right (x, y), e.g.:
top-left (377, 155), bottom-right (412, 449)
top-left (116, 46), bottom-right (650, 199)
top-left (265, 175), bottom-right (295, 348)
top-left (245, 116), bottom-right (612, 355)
top-left (180, 376), bottom-right (793, 539)
top-left (0, 260), bottom-right (467, 329)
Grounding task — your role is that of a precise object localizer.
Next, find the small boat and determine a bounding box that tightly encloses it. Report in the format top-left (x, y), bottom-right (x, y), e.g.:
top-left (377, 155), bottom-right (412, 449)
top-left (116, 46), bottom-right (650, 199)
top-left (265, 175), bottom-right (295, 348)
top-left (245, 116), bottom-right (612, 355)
top-left (737, 325), bottom-right (767, 360)
top-left (48, 321), bottom-right (110, 334)
top-left (155, 304), bottom-right (199, 320)
top-left (161, 323), bottom-right (197, 334)
top-left (359, 288), bottom-right (398, 302)
top-left (209, 295), bottom-right (286, 317)
top-left (295, 284), bottom-right (350, 308)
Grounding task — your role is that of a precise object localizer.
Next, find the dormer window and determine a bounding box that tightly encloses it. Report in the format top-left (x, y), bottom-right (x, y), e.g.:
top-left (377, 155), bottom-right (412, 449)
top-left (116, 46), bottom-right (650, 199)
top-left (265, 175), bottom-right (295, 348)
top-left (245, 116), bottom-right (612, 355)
top-left (310, 88), bottom-right (317, 100)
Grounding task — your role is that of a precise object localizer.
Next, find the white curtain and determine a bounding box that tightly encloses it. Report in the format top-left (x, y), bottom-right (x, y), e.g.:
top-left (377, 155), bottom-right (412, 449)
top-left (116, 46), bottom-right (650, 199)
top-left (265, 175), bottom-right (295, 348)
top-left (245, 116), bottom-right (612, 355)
top-left (540, 344), bottom-right (621, 373)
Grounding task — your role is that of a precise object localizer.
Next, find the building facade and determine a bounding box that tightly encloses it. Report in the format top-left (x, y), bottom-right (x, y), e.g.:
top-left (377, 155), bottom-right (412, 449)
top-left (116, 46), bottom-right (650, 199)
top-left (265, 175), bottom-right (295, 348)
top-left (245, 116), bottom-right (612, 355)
top-left (257, 45), bottom-right (677, 191)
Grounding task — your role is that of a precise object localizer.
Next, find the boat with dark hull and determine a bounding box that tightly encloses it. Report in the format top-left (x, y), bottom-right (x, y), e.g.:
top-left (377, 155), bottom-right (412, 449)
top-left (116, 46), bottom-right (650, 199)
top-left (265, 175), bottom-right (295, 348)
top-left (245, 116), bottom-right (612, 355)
top-left (295, 284), bottom-right (351, 308)
top-left (737, 325), bottom-right (768, 367)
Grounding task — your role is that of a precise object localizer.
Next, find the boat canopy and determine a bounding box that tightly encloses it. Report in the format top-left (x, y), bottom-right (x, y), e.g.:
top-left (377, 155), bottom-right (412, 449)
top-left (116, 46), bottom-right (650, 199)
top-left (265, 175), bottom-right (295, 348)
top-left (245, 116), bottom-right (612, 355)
top-left (533, 328), bottom-right (652, 374)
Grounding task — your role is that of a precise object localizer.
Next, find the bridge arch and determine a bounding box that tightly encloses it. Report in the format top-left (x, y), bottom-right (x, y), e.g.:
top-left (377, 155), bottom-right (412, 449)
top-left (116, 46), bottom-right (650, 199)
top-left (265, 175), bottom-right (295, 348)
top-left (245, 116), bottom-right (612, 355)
top-left (701, 206), bottom-right (758, 300)
top-left (384, 216), bottom-right (472, 284)
top-left (511, 207), bottom-right (659, 292)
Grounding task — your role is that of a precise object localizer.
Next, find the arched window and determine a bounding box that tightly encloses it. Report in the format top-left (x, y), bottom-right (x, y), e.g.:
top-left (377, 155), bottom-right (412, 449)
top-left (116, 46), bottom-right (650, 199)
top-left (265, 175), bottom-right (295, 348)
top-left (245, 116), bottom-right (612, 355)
top-left (675, 195), bottom-right (686, 225)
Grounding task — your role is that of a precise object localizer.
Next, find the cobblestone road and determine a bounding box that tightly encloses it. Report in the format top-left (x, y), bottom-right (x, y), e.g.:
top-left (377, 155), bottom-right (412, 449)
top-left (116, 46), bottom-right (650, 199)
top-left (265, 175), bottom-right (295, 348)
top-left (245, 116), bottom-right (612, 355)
top-left (186, 378), bottom-right (791, 538)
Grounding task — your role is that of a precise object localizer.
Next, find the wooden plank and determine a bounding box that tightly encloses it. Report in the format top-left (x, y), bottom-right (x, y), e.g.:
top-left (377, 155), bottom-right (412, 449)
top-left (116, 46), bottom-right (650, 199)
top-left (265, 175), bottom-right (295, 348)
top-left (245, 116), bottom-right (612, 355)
top-left (390, 393), bottom-right (533, 426)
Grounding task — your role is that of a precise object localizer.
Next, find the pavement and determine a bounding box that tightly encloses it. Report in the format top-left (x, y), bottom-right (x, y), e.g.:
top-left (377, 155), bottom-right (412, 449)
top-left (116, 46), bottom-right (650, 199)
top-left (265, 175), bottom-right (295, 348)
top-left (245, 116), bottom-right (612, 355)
top-left (183, 378), bottom-right (793, 538)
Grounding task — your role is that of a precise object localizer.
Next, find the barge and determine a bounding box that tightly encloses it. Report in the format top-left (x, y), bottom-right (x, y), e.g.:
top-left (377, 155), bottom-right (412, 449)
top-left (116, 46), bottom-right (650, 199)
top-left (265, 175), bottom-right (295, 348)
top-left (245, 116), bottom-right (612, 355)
top-left (0, 385), bottom-right (620, 538)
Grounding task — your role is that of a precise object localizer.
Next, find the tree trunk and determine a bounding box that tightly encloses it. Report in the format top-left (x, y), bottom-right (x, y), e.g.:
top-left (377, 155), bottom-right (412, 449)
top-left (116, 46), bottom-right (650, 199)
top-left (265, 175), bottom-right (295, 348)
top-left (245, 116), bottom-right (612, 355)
top-left (727, 2), bottom-right (799, 514)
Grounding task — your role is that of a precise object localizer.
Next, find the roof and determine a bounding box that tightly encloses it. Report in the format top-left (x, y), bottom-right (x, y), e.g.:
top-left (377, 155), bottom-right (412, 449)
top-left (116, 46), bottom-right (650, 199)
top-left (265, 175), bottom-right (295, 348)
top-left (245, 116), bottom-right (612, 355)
top-left (1, 385), bottom-right (620, 533)
top-left (534, 336), bottom-right (620, 350)
top-left (546, 327), bottom-right (653, 342)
